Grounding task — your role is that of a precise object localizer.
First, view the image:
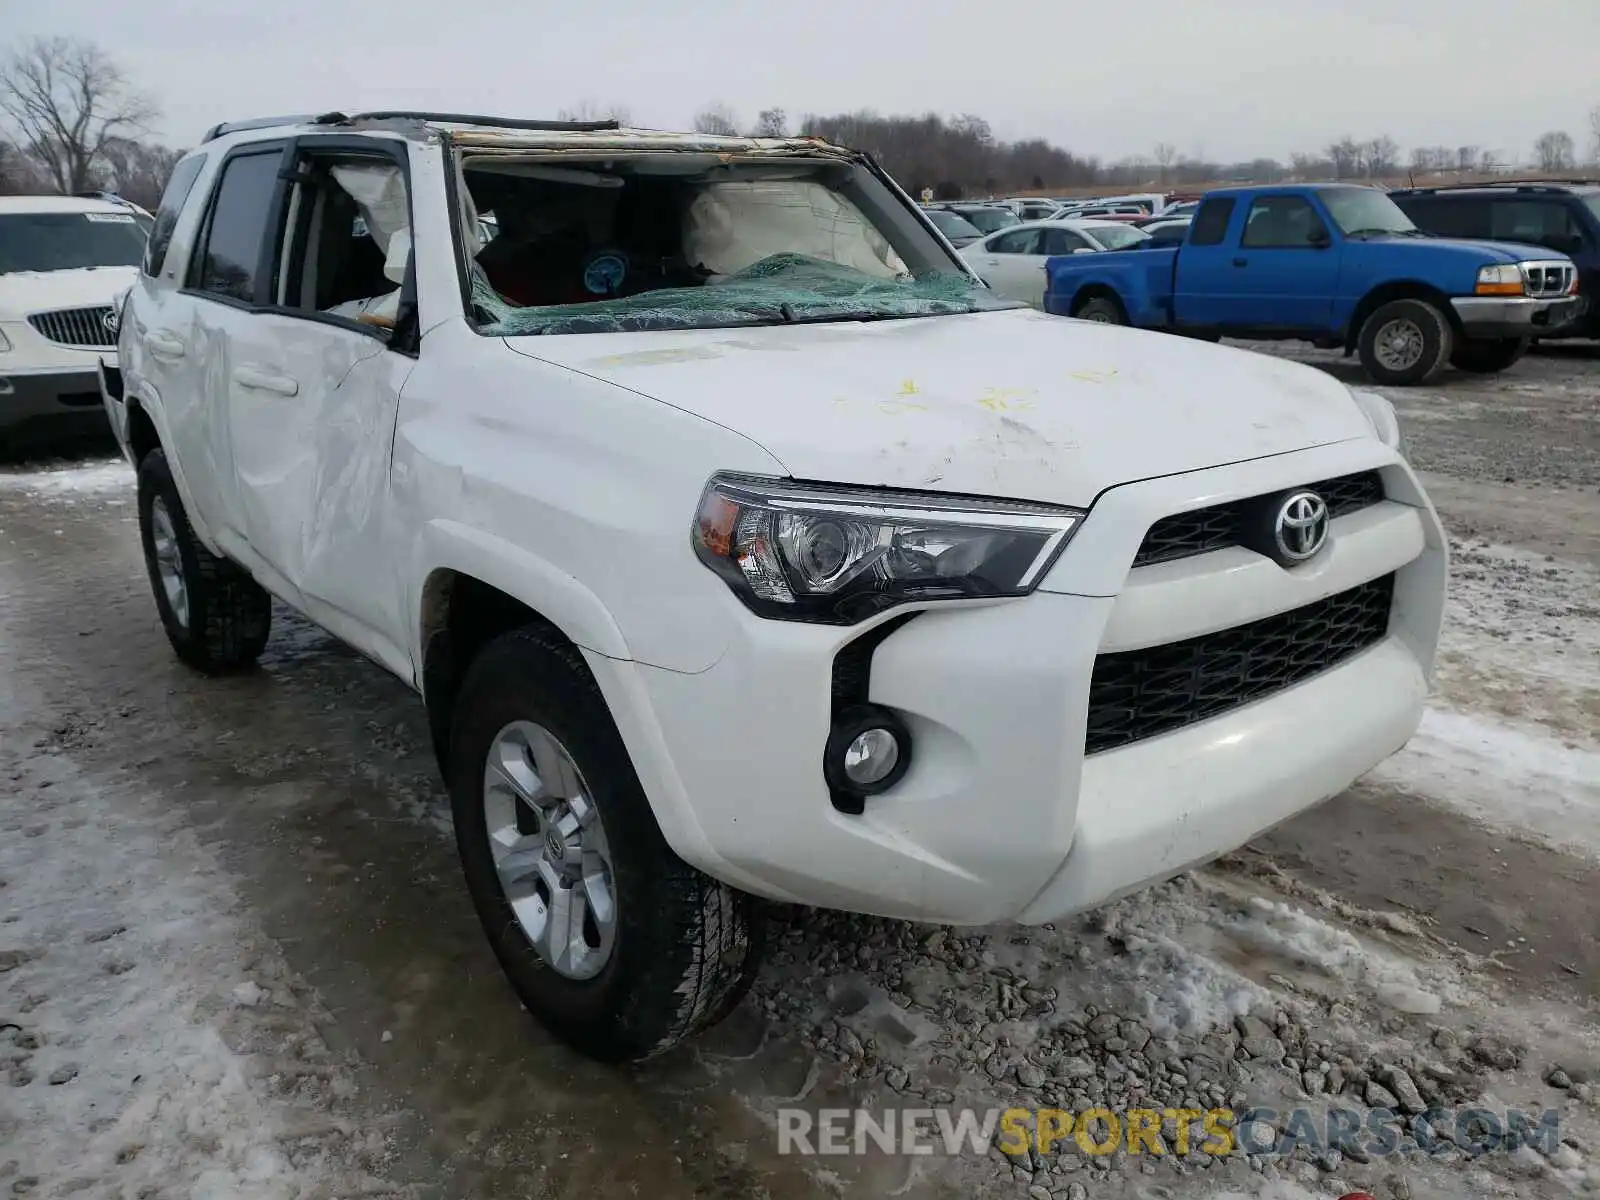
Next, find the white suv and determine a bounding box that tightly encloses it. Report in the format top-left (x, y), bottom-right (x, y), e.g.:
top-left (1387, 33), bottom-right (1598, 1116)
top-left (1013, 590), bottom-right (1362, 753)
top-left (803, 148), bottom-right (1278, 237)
top-left (1, 195), bottom-right (148, 448)
top-left (102, 111), bottom-right (1447, 1061)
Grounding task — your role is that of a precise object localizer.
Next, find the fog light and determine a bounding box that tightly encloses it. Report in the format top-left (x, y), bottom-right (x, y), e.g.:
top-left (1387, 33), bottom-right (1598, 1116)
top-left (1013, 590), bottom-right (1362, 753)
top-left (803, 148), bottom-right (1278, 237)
top-left (825, 705), bottom-right (912, 811)
top-left (844, 727), bottom-right (899, 786)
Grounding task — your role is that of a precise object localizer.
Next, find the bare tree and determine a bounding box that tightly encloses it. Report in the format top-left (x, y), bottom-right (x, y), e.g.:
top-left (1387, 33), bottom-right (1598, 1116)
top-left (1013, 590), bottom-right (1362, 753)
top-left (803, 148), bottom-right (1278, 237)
top-left (1327, 137), bottom-right (1362, 180)
top-left (752, 108), bottom-right (788, 138)
top-left (692, 103), bottom-right (740, 136)
top-left (1533, 130), bottom-right (1576, 172)
top-left (1589, 104), bottom-right (1600, 166)
top-left (556, 99), bottom-right (632, 125)
top-left (0, 37), bottom-right (156, 194)
top-left (1152, 141), bottom-right (1176, 184)
top-left (101, 137), bottom-right (183, 209)
top-left (1364, 136), bottom-right (1399, 178)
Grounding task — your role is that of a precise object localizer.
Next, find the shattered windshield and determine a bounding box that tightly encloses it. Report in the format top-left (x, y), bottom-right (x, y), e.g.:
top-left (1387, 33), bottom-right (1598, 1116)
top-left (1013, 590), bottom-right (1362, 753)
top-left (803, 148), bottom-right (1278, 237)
top-left (458, 151), bottom-right (1018, 335)
top-left (474, 253), bottom-right (1017, 336)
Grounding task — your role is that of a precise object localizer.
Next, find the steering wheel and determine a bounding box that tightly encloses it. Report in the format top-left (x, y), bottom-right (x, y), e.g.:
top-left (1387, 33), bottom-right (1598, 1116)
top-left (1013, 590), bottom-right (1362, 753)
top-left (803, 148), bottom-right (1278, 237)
top-left (581, 249), bottom-right (630, 297)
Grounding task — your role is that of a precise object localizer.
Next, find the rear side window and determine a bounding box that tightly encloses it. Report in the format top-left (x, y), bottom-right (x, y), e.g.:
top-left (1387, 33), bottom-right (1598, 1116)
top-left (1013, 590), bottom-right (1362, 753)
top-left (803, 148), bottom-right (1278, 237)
top-left (189, 150), bottom-right (283, 303)
top-left (142, 154), bottom-right (206, 277)
top-left (990, 228), bottom-right (1043, 255)
top-left (1487, 200), bottom-right (1584, 252)
top-left (1189, 198), bottom-right (1235, 245)
top-left (1043, 228), bottom-right (1089, 254)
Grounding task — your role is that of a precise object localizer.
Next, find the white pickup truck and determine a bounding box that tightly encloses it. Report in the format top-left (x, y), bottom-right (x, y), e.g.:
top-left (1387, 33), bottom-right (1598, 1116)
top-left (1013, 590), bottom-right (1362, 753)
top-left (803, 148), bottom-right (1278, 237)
top-left (102, 111), bottom-right (1447, 1062)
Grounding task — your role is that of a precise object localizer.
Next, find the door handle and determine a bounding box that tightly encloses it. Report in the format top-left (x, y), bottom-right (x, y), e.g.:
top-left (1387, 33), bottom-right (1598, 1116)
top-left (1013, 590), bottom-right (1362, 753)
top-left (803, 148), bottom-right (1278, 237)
top-left (1232, 257), bottom-right (1248, 267)
top-left (232, 367), bottom-right (299, 397)
top-left (147, 333), bottom-right (186, 358)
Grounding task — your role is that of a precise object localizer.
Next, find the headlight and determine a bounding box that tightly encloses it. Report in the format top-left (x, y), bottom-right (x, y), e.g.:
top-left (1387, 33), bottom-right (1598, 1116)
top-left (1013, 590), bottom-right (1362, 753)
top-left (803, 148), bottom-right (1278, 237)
top-left (692, 473), bottom-right (1083, 624)
top-left (1350, 388), bottom-right (1407, 458)
top-left (1474, 264), bottom-right (1524, 296)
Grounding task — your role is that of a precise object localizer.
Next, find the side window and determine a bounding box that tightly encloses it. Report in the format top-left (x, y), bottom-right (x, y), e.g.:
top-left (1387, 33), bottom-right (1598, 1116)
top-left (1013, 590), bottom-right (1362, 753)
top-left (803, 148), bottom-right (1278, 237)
top-left (1400, 196), bottom-right (1489, 240)
top-left (143, 154), bottom-right (206, 278)
top-left (1189, 198), bottom-right (1235, 246)
top-left (990, 229), bottom-right (1043, 255)
top-left (189, 150), bottom-right (283, 303)
top-left (1488, 200), bottom-right (1582, 252)
top-left (1241, 195), bottom-right (1325, 248)
top-left (276, 153), bottom-right (413, 336)
top-left (1043, 228), bottom-right (1088, 254)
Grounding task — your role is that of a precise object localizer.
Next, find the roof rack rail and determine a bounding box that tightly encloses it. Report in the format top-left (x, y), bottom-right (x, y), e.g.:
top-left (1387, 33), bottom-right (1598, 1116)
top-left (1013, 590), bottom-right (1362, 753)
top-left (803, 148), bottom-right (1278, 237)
top-left (200, 110), bottom-right (622, 144)
top-left (346, 110), bottom-right (621, 132)
top-left (1398, 179), bottom-right (1594, 195)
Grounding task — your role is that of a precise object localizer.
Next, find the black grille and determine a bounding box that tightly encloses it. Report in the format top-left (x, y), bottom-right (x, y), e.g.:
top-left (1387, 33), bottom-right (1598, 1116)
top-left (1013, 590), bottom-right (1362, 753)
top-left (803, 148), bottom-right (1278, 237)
top-left (27, 306), bottom-right (116, 348)
top-left (1132, 471), bottom-right (1385, 568)
top-left (1085, 574), bottom-right (1394, 754)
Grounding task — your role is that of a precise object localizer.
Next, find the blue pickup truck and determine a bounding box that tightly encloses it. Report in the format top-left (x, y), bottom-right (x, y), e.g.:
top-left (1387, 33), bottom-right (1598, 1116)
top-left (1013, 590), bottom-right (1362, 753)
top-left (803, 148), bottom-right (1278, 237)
top-left (1044, 183), bottom-right (1583, 384)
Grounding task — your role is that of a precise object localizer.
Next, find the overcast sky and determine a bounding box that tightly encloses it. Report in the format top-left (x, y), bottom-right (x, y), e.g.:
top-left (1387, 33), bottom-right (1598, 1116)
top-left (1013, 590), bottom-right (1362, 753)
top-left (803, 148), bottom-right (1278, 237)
top-left (9, 0), bottom-right (1599, 166)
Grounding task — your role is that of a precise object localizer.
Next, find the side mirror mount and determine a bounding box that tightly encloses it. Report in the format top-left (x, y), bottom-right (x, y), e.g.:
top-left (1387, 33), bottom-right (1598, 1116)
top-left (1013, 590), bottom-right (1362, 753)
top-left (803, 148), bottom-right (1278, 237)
top-left (1309, 227), bottom-right (1333, 249)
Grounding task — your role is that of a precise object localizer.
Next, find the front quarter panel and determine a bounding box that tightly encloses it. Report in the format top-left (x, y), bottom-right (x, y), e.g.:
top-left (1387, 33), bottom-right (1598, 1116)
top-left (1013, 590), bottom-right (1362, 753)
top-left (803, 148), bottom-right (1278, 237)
top-left (395, 321), bottom-right (787, 676)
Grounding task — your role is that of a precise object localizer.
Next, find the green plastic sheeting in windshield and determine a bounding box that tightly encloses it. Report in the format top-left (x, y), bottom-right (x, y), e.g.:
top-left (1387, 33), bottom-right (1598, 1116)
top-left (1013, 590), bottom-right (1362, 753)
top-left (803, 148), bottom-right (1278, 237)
top-left (473, 253), bottom-right (1020, 336)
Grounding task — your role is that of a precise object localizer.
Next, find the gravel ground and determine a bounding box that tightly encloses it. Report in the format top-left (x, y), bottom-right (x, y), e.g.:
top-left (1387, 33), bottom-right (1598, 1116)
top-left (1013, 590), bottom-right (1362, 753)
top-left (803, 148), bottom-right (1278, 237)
top-left (0, 342), bottom-right (1596, 1199)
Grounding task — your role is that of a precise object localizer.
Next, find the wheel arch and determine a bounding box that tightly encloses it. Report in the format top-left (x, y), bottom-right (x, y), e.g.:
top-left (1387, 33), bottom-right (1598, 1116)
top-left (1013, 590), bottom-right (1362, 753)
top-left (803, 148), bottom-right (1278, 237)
top-left (414, 523), bottom-right (634, 776)
top-left (1345, 281), bottom-right (1458, 351)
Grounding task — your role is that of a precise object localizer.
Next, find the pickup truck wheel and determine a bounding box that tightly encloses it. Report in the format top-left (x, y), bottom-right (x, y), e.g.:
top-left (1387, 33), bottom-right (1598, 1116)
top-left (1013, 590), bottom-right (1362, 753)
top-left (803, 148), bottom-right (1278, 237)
top-left (1074, 296), bottom-right (1126, 325)
top-left (1449, 336), bottom-right (1528, 374)
top-left (448, 626), bottom-right (765, 1061)
top-left (1357, 299), bottom-right (1452, 385)
top-left (136, 449), bottom-right (271, 672)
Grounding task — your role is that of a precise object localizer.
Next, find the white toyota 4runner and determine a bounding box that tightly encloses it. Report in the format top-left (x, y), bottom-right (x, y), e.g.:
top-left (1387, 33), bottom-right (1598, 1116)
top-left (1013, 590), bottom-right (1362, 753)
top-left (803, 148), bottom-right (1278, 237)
top-left (102, 111), bottom-right (1447, 1061)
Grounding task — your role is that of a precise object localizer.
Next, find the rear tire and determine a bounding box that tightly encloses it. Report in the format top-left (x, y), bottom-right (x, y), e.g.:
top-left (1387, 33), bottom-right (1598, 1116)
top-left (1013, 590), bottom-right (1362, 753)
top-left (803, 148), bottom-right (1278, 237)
top-left (136, 449), bottom-right (271, 672)
top-left (1357, 298), bottom-right (1452, 385)
top-left (448, 625), bottom-right (765, 1061)
top-left (1449, 336), bottom-right (1528, 374)
top-left (1074, 295), bottom-right (1126, 325)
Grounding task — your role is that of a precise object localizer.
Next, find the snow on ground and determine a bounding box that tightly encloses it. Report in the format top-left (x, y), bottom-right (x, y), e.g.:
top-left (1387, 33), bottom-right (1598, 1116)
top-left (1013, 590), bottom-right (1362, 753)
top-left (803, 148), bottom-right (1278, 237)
top-left (0, 733), bottom-right (412, 1198)
top-left (0, 457), bottom-right (133, 496)
top-left (1370, 537), bottom-right (1600, 859)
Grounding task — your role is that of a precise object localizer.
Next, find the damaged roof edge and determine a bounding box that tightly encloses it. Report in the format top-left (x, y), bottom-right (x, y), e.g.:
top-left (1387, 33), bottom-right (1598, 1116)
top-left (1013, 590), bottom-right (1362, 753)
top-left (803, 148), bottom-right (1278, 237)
top-left (201, 110), bottom-right (854, 158)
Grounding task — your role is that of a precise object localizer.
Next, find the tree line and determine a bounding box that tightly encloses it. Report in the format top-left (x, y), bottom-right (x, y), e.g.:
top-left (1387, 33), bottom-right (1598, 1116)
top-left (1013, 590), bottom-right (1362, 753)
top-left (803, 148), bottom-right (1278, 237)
top-left (4, 38), bottom-right (1599, 209)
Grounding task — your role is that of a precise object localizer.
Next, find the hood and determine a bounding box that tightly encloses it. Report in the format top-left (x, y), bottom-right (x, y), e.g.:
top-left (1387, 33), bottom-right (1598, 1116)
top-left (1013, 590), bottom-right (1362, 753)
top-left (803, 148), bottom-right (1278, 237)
top-left (503, 308), bottom-right (1374, 507)
top-left (0, 266), bottom-right (139, 319)
top-left (1372, 236), bottom-right (1569, 265)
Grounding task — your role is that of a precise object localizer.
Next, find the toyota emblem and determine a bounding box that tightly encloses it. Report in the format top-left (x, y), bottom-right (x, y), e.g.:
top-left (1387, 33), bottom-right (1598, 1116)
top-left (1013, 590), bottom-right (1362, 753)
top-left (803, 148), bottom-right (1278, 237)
top-left (1274, 491), bottom-right (1329, 562)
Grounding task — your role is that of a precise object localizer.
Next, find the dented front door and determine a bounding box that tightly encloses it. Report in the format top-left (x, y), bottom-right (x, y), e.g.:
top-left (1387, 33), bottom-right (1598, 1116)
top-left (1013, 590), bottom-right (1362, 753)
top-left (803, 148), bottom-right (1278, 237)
top-left (223, 312), bottom-right (414, 673)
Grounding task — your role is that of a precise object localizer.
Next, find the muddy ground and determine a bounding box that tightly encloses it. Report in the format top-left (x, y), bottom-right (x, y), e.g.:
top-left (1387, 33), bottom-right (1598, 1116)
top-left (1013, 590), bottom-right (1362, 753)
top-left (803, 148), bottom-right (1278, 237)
top-left (1, 343), bottom-right (1596, 1200)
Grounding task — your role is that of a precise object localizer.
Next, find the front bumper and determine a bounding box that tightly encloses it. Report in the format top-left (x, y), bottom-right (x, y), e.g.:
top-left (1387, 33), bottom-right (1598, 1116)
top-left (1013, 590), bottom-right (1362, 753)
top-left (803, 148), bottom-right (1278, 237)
top-left (1449, 294), bottom-right (1582, 339)
top-left (609, 440), bottom-right (1448, 926)
top-left (0, 366), bottom-right (111, 438)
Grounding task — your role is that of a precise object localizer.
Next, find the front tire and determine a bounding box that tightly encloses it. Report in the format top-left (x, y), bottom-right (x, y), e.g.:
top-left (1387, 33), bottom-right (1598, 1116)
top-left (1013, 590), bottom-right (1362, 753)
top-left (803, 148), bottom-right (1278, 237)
top-left (448, 626), bottom-right (765, 1061)
top-left (137, 449), bottom-right (271, 672)
top-left (1449, 336), bottom-right (1528, 374)
top-left (1357, 298), bottom-right (1452, 385)
top-left (1075, 295), bottom-right (1126, 325)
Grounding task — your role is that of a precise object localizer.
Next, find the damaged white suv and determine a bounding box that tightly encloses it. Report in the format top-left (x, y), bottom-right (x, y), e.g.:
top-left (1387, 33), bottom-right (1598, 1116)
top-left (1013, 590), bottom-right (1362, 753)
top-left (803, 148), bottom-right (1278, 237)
top-left (103, 111), bottom-right (1447, 1061)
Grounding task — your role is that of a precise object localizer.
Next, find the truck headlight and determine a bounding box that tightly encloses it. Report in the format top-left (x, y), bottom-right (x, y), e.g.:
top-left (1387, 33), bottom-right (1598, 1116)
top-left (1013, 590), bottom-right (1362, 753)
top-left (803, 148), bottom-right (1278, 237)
top-left (692, 473), bottom-right (1082, 624)
top-left (1474, 264), bottom-right (1524, 296)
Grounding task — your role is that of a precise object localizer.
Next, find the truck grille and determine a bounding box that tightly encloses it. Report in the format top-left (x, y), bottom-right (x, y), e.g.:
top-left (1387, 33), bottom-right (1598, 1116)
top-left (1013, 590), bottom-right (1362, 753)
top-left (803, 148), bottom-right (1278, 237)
top-left (1132, 471), bottom-right (1384, 568)
top-left (1085, 573), bottom-right (1394, 754)
top-left (26, 306), bottom-right (117, 348)
top-left (1523, 263), bottom-right (1575, 297)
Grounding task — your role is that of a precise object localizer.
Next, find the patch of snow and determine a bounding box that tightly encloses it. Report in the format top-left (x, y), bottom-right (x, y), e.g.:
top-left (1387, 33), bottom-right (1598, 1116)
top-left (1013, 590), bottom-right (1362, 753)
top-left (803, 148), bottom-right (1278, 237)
top-left (0, 457), bottom-right (132, 495)
top-left (1369, 707), bottom-right (1600, 861)
top-left (0, 738), bottom-right (407, 1197)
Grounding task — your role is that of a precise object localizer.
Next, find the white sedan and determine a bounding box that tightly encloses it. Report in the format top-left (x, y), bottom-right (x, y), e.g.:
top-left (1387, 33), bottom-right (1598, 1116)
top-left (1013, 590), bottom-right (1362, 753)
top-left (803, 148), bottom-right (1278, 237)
top-left (960, 220), bottom-right (1151, 307)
